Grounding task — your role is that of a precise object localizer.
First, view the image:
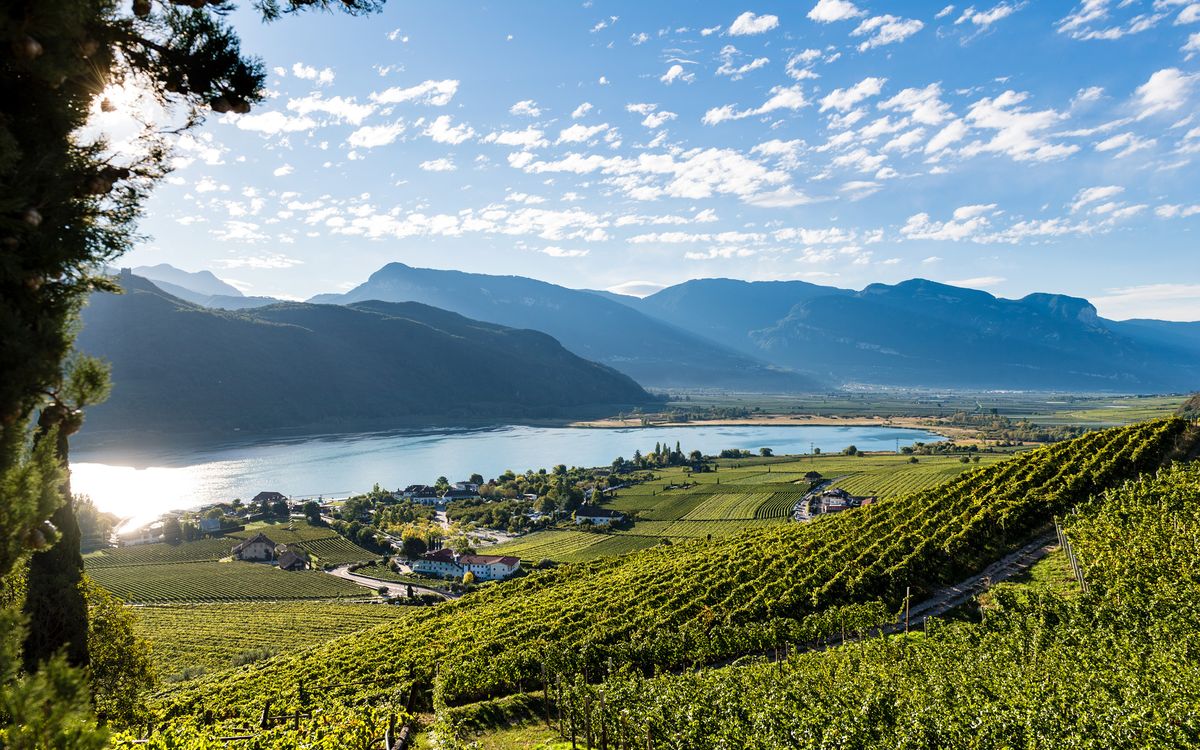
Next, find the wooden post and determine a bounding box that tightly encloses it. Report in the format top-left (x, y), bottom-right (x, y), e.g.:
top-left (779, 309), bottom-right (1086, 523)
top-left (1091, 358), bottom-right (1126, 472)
top-left (385, 714), bottom-right (396, 750)
top-left (543, 662), bottom-right (553, 729)
top-left (259, 700), bottom-right (272, 729)
top-left (904, 587), bottom-right (911, 634)
top-left (585, 693), bottom-right (593, 749)
top-left (600, 690), bottom-right (608, 750)
top-left (646, 724), bottom-right (652, 750)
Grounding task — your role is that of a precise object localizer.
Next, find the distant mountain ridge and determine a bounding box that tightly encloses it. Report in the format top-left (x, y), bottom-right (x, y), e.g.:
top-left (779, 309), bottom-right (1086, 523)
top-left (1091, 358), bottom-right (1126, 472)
top-left (309, 263), bottom-right (822, 392)
top-left (627, 277), bottom-right (1200, 391)
top-left (75, 274), bottom-right (655, 443)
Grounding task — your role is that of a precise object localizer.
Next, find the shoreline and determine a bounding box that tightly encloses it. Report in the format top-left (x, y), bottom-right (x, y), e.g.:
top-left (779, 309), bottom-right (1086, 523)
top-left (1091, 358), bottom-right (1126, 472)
top-left (568, 414), bottom-right (974, 440)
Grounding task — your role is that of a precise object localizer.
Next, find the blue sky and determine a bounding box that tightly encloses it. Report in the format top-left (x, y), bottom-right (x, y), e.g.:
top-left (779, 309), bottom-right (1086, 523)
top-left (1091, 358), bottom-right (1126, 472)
top-left (112, 0), bottom-right (1200, 319)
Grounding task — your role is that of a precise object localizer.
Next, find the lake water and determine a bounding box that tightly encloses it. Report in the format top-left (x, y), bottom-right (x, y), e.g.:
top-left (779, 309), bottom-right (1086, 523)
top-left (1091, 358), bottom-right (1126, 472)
top-left (71, 424), bottom-right (942, 527)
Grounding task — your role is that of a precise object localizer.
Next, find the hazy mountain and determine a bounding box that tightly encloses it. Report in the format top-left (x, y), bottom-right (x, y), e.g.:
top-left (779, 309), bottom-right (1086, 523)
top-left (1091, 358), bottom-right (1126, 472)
top-left (630, 277), bottom-right (1200, 391)
top-left (310, 263), bottom-right (823, 391)
top-left (133, 263), bottom-right (243, 297)
top-left (631, 278), bottom-right (851, 357)
top-left (74, 274), bottom-right (655, 443)
top-left (145, 280), bottom-right (282, 311)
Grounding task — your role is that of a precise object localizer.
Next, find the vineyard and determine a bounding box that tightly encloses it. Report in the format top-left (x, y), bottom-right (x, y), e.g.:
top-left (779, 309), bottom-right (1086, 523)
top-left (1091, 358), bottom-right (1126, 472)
top-left (132, 602), bottom-right (416, 678)
top-left (141, 417), bottom-right (1193, 739)
top-left (484, 450), bottom-right (1009, 563)
top-left (88, 561), bottom-right (366, 603)
top-left (539, 458), bottom-right (1200, 749)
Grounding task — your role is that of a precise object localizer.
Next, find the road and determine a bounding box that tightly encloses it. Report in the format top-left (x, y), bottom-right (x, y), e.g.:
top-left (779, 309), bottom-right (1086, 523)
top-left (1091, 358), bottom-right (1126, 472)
top-left (325, 564), bottom-right (459, 600)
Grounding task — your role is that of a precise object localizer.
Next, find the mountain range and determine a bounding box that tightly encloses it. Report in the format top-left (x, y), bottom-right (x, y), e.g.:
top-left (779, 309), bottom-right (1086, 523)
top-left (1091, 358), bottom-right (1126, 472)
top-left (74, 273), bottom-right (653, 443)
top-left (621, 277), bottom-right (1200, 391)
top-left (309, 263), bottom-right (818, 391)
top-left (99, 263), bottom-right (1200, 398)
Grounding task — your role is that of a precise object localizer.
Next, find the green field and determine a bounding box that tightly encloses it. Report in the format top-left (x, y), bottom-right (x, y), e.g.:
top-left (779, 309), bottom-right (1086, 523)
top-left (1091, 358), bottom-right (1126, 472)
top-left (485, 452), bottom-right (1012, 563)
top-left (88, 560), bottom-right (366, 603)
top-left (133, 602), bottom-right (416, 679)
top-left (85, 520), bottom-right (375, 573)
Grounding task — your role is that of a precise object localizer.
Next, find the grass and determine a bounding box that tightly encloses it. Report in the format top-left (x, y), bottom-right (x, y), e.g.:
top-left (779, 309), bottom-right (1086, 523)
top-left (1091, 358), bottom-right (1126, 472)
top-left (133, 602), bottom-right (415, 679)
top-left (484, 451), bottom-right (1016, 563)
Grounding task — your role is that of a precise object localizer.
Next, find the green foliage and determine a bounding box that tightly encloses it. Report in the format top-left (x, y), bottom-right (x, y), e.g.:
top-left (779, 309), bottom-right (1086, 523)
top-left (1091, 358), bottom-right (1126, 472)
top-left (85, 578), bottom-right (155, 725)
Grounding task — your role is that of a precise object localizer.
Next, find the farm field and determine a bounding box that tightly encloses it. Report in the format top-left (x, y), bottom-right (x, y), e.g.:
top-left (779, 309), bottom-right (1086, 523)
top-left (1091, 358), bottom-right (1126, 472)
top-left (485, 451), bottom-right (1014, 563)
top-left (84, 520), bottom-right (375, 572)
top-left (132, 602), bottom-right (416, 679)
top-left (88, 560), bottom-right (366, 603)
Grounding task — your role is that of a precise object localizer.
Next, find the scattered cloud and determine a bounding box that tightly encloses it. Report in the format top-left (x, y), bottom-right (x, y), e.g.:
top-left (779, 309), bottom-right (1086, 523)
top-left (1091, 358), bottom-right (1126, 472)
top-left (572, 102), bottom-right (594, 119)
top-left (852, 15), bottom-right (925, 50)
top-left (1134, 68), bottom-right (1196, 119)
top-left (1091, 283), bottom-right (1200, 321)
top-left (510, 99), bottom-right (543, 117)
top-left (347, 121), bottom-right (406, 148)
top-left (292, 62), bottom-right (334, 85)
top-left (808, 0), bottom-right (866, 23)
top-left (370, 79), bottom-right (459, 106)
top-left (660, 64), bottom-right (695, 85)
top-left (728, 11), bottom-right (780, 35)
top-left (424, 115), bottom-right (476, 144)
top-left (419, 158), bottom-right (457, 171)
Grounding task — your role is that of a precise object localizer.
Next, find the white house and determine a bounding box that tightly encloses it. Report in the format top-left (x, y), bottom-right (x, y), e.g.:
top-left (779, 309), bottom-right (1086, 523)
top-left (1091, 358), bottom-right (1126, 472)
top-left (574, 506), bottom-right (624, 526)
top-left (117, 522), bottom-right (165, 547)
top-left (411, 548), bottom-right (521, 580)
top-left (458, 554), bottom-right (522, 581)
top-left (231, 532), bottom-right (276, 561)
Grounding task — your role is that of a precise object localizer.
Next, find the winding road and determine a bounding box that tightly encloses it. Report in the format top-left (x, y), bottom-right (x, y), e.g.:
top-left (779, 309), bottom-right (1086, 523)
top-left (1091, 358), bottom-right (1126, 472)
top-left (325, 564), bottom-right (459, 600)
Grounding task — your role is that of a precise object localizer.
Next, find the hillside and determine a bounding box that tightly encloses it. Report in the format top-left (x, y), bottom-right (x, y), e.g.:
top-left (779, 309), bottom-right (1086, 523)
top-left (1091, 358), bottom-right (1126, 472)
top-left (137, 418), bottom-right (1193, 743)
top-left (74, 274), bottom-right (654, 441)
top-left (309, 263), bottom-right (822, 391)
top-left (629, 277), bottom-right (1200, 391)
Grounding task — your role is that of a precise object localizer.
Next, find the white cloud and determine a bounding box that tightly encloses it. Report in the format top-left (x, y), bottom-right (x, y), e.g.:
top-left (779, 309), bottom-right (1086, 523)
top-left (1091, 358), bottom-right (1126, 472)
top-left (1091, 283), bottom-right (1200, 321)
top-left (751, 139), bottom-right (806, 168)
top-left (542, 246), bottom-right (589, 258)
top-left (292, 62), bottom-right (334, 85)
top-left (1070, 185), bottom-right (1123, 211)
top-left (1178, 3), bottom-right (1200, 24)
top-left (510, 99), bottom-right (543, 117)
top-left (423, 115), bottom-right (476, 144)
top-left (936, 5), bottom-right (956, 19)
top-left (232, 111), bottom-right (316, 134)
top-left (607, 280), bottom-right (666, 297)
top-left (287, 93), bottom-right (375, 125)
top-left (272, 164), bottom-right (293, 177)
top-left (557, 123), bottom-right (610, 143)
top-left (347, 122), bottom-right (406, 148)
top-left (370, 79), bottom-right (459, 106)
top-left (631, 32), bottom-right (649, 45)
top-left (901, 206), bottom-right (997, 240)
top-left (852, 15), bottom-right (925, 50)
top-left (1056, 1), bottom-right (1164, 40)
top-left (947, 275), bottom-right (1006, 287)
top-left (925, 118), bottom-right (969, 153)
top-left (808, 0), bottom-right (866, 22)
top-left (1134, 68), bottom-right (1196, 119)
top-left (418, 158), bottom-right (456, 171)
top-left (641, 111), bottom-right (677, 129)
top-left (702, 84), bottom-right (809, 124)
top-left (660, 64), bottom-right (695, 85)
top-left (716, 45), bottom-right (770, 79)
top-left (572, 102), bottom-right (594, 119)
top-left (820, 77), bottom-right (886, 111)
top-left (1094, 131), bottom-right (1156, 157)
top-left (728, 11), bottom-right (780, 35)
top-left (483, 126), bottom-right (549, 149)
top-left (960, 90), bottom-right (1077, 161)
top-left (956, 3), bottom-right (1022, 29)
top-left (1185, 32), bottom-right (1200, 58)
top-left (880, 83), bottom-right (953, 125)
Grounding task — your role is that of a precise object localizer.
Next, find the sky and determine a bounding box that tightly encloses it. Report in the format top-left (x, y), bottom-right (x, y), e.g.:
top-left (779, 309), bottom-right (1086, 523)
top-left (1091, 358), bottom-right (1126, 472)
top-left (104, 0), bottom-right (1200, 320)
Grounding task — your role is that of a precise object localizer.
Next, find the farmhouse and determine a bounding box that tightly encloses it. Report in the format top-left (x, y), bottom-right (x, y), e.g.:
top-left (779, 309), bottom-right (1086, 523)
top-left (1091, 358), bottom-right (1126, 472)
top-left (411, 548), bottom-right (522, 580)
top-left (251, 491), bottom-right (288, 505)
top-left (231, 532), bottom-right (277, 561)
top-left (442, 488), bottom-right (480, 502)
top-left (794, 488), bottom-right (876, 521)
top-left (277, 548), bottom-right (309, 571)
top-left (574, 506), bottom-right (624, 526)
top-left (402, 485), bottom-right (441, 505)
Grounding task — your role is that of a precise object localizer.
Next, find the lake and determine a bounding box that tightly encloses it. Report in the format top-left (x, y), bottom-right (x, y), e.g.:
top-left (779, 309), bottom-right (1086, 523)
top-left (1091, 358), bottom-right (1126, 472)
top-left (71, 424), bottom-right (943, 527)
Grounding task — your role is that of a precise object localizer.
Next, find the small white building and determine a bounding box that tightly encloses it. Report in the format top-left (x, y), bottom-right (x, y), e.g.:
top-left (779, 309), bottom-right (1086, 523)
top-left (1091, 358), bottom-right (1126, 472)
top-left (458, 554), bottom-right (522, 581)
top-left (574, 507), bottom-right (624, 526)
top-left (231, 532), bottom-right (276, 562)
top-left (411, 549), bottom-right (521, 580)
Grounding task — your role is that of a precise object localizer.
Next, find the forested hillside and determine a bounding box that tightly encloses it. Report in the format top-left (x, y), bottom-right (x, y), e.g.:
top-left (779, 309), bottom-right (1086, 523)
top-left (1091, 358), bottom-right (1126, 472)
top-left (122, 418), bottom-right (1195, 746)
top-left (76, 274), bottom-right (654, 441)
